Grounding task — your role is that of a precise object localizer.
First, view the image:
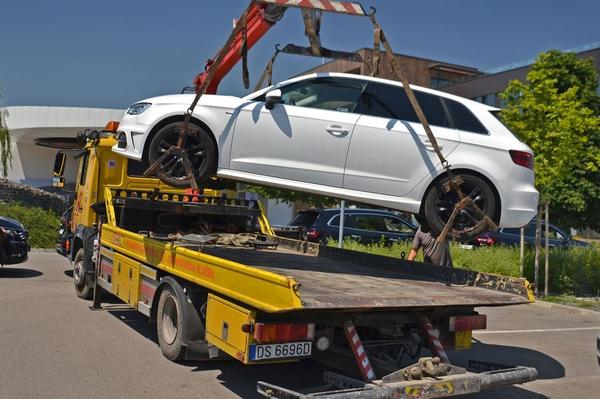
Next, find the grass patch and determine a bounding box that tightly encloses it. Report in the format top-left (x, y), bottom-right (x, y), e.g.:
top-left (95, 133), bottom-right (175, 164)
top-left (0, 202), bottom-right (59, 248)
top-left (543, 295), bottom-right (600, 311)
top-left (329, 239), bottom-right (600, 296)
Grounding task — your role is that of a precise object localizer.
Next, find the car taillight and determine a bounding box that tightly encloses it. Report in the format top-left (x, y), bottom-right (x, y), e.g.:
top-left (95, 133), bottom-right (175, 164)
top-left (253, 323), bottom-right (315, 343)
top-left (305, 228), bottom-right (320, 240)
top-left (509, 150), bottom-right (534, 170)
top-left (449, 315), bottom-right (487, 332)
top-left (476, 236), bottom-right (496, 246)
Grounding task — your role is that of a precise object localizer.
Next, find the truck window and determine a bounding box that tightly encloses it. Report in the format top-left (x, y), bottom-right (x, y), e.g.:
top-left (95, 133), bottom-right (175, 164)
top-left (78, 151), bottom-right (90, 186)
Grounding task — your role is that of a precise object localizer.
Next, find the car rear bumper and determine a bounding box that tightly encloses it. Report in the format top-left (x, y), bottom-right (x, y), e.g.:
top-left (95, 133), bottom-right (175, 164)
top-left (498, 180), bottom-right (539, 228)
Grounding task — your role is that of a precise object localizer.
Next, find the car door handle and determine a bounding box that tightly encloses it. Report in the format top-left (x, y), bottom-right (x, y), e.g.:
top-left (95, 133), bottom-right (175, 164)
top-left (422, 139), bottom-right (442, 152)
top-left (326, 125), bottom-right (349, 136)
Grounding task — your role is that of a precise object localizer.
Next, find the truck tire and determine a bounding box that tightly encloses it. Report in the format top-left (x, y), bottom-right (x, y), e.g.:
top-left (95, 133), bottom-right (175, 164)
top-left (147, 121), bottom-right (217, 189)
top-left (157, 286), bottom-right (187, 361)
top-left (423, 173), bottom-right (497, 241)
top-left (73, 248), bottom-right (94, 300)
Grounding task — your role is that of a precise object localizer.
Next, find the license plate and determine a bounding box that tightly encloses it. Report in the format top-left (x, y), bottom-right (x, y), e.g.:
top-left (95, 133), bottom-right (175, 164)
top-left (249, 341), bottom-right (312, 361)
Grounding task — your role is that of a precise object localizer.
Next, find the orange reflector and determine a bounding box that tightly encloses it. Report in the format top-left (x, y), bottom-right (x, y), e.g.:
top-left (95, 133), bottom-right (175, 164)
top-left (253, 323), bottom-right (315, 343)
top-left (449, 315), bottom-right (487, 332)
top-left (104, 121), bottom-right (120, 133)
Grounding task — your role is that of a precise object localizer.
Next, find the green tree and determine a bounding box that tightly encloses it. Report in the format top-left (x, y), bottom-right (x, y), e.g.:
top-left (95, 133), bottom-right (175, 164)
top-left (500, 50), bottom-right (600, 229)
top-left (0, 89), bottom-right (11, 178)
top-left (246, 185), bottom-right (339, 208)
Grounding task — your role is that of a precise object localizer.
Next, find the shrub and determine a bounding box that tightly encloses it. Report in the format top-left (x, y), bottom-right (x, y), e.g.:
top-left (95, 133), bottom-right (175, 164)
top-left (0, 202), bottom-right (59, 248)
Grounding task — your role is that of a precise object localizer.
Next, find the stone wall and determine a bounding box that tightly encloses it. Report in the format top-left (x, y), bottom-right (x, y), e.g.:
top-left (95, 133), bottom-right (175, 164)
top-left (0, 179), bottom-right (67, 214)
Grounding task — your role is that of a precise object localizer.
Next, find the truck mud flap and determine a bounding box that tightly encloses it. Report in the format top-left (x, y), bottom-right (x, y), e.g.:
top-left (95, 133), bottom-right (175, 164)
top-left (257, 359), bottom-right (537, 399)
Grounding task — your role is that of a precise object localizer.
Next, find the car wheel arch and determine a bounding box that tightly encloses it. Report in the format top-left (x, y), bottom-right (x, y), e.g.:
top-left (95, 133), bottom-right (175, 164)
top-left (142, 115), bottom-right (218, 166)
top-left (419, 168), bottom-right (501, 225)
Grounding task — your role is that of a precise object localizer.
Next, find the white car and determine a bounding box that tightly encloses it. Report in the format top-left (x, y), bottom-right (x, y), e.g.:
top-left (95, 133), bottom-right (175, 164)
top-left (113, 73), bottom-right (538, 238)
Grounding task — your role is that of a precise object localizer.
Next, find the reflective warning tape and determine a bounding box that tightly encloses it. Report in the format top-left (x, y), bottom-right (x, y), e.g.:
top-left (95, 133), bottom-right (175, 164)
top-left (259, 0), bottom-right (366, 15)
top-left (418, 315), bottom-right (450, 364)
top-left (343, 321), bottom-right (376, 381)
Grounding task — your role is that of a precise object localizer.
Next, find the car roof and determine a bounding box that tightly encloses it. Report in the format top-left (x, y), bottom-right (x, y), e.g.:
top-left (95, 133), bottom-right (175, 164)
top-left (0, 216), bottom-right (25, 229)
top-left (247, 72), bottom-right (498, 112)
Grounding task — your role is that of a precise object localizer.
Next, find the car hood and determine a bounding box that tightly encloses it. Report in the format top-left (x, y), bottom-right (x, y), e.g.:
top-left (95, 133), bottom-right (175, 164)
top-left (136, 93), bottom-right (243, 108)
top-left (0, 216), bottom-right (25, 230)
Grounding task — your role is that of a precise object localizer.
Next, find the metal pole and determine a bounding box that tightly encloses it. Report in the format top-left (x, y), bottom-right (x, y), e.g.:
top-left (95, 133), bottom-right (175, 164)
top-left (534, 207), bottom-right (542, 296)
top-left (338, 200), bottom-right (345, 249)
top-left (544, 202), bottom-right (550, 296)
top-left (519, 226), bottom-right (525, 277)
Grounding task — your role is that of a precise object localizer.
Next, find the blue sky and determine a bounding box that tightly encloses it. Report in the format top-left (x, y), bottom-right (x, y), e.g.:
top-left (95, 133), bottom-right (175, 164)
top-left (1, 0), bottom-right (599, 109)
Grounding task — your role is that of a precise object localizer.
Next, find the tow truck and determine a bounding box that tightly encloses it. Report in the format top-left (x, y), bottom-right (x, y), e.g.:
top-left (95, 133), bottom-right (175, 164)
top-left (43, 0), bottom-right (540, 397)
top-left (47, 127), bottom-right (538, 399)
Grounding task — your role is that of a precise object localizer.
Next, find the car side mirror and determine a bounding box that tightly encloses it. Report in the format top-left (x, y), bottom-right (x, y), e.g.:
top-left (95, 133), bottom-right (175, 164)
top-left (265, 89), bottom-right (282, 110)
top-left (53, 152), bottom-right (66, 177)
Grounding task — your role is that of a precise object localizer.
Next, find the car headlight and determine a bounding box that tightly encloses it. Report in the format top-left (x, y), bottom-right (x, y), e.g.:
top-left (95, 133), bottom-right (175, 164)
top-left (126, 102), bottom-right (152, 115)
top-left (0, 227), bottom-right (16, 238)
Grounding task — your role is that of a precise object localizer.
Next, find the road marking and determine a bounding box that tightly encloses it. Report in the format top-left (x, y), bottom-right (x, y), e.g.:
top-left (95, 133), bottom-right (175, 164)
top-left (474, 326), bottom-right (600, 334)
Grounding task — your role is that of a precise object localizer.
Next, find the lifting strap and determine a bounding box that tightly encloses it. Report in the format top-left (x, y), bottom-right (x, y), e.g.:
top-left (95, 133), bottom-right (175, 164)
top-left (371, 25), bottom-right (381, 77)
top-left (254, 44), bottom-right (281, 91)
top-left (240, 11), bottom-right (250, 89)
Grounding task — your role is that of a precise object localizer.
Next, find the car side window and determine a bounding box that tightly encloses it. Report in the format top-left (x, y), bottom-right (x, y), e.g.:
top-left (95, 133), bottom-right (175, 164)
top-left (384, 217), bottom-right (415, 233)
top-left (276, 77), bottom-right (366, 113)
top-left (355, 83), bottom-right (451, 128)
top-left (443, 99), bottom-right (487, 134)
top-left (345, 214), bottom-right (389, 232)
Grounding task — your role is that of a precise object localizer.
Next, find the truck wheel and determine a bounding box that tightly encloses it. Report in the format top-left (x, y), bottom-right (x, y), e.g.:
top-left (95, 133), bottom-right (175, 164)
top-left (73, 248), bottom-right (94, 300)
top-left (148, 121), bottom-right (217, 188)
top-left (423, 173), bottom-right (497, 241)
top-left (157, 286), bottom-right (186, 361)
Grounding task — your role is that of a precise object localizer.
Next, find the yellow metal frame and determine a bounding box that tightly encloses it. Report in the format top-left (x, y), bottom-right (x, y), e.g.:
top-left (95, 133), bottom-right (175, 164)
top-left (100, 223), bottom-right (303, 312)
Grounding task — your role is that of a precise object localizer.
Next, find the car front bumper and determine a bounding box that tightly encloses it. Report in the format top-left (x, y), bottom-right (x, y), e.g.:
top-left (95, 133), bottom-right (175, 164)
top-left (1, 240), bottom-right (29, 265)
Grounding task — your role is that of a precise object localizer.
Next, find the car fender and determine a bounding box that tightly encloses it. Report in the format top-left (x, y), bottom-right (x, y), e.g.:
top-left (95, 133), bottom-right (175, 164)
top-left (131, 97), bottom-right (245, 168)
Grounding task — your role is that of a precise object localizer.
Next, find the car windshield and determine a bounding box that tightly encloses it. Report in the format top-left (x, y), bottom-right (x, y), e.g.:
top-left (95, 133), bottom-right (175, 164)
top-left (288, 211), bottom-right (319, 227)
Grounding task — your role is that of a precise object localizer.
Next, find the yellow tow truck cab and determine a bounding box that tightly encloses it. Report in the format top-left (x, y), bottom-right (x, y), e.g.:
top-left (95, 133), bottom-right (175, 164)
top-left (52, 127), bottom-right (537, 398)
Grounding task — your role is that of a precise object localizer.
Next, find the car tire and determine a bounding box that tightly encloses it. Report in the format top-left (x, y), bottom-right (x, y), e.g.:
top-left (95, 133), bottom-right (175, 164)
top-left (73, 248), bottom-right (94, 300)
top-left (423, 173), bottom-right (498, 241)
top-left (147, 121), bottom-right (217, 188)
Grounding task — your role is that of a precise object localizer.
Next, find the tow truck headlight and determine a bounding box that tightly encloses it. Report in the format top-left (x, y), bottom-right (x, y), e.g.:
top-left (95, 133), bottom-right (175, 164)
top-left (126, 102), bottom-right (152, 115)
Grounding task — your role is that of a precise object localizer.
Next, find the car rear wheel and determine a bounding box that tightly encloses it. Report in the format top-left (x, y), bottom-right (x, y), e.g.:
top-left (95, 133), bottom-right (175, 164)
top-left (147, 121), bottom-right (217, 188)
top-left (423, 173), bottom-right (498, 241)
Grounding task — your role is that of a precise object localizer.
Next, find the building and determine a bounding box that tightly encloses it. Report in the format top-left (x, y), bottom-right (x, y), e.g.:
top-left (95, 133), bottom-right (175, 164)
top-left (302, 48), bottom-right (480, 89)
top-left (3, 106), bottom-right (124, 187)
top-left (441, 42), bottom-right (600, 106)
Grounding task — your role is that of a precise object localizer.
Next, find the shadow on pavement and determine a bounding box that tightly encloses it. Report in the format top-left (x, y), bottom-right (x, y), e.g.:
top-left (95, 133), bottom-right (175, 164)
top-left (0, 267), bottom-right (43, 278)
top-left (449, 339), bottom-right (565, 380)
top-left (100, 304), bottom-right (559, 399)
top-left (64, 270), bottom-right (73, 278)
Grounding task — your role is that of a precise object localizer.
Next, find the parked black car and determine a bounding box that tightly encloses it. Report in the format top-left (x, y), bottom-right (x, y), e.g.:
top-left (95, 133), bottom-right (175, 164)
top-left (470, 220), bottom-right (592, 249)
top-left (0, 216), bottom-right (30, 265)
top-left (285, 208), bottom-right (416, 245)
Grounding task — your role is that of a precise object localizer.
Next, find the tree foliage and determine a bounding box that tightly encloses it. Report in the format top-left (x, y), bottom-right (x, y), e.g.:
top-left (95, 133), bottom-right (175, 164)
top-left (246, 185), bottom-right (340, 208)
top-left (500, 50), bottom-right (600, 229)
top-left (0, 89), bottom-right (11, 178)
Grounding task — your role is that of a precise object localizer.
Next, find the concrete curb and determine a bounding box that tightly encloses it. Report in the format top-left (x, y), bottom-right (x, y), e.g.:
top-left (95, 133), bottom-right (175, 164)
top-left (30, 248), bottom-right (56, 253)
top-left (534, 299), bottom-right (600, 316)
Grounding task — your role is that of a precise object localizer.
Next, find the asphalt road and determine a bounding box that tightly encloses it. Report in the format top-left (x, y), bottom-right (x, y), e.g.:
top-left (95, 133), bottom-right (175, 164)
top-left (1, 252), bottom-right (599, 399)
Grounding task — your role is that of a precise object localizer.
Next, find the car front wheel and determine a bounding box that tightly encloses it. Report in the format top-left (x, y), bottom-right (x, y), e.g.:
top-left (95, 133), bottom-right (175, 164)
top-left (147, 121), bottom-right (217, 188)
top-left (423, 173), bottom-right (498, 241)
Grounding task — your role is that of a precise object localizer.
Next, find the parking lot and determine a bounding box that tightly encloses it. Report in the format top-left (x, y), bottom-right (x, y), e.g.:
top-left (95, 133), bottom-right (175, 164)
top-left (1, 252), bottom-right (599, 399)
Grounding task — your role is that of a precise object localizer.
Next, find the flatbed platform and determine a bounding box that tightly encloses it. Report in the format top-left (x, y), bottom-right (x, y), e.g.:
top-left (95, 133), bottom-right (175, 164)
top-left (200, 245), bottom-right (530, 310)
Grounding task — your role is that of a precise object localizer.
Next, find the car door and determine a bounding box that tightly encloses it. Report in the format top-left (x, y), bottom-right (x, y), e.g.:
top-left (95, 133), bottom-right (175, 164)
top-left (229, 77), bottom-right (366, 187)
top-left (344, 82), bottom-right (461, 197)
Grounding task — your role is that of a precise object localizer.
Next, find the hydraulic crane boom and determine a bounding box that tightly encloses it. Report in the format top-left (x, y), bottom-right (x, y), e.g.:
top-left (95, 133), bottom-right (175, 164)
top-left (192, 0), bottom-right (366, 94)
